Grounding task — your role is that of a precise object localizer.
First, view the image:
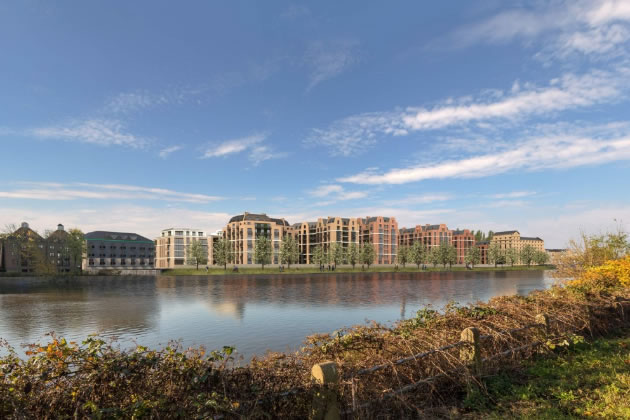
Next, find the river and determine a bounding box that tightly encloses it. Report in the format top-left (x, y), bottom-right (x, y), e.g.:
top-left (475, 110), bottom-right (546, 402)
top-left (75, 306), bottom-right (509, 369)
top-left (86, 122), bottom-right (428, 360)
top-left (0, 270), bottom-right (556, 359)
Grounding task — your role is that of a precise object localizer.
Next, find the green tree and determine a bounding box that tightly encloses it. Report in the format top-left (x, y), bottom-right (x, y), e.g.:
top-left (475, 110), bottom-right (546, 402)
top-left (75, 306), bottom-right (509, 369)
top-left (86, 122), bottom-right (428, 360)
top-left (254, 236), bottom-right (272, 270)
top-left (213, 237), bottom-right (231, 270)
top-left (397, 245), bottom-right (409, 268)
top-left (187, 239), bottom-right (208, 270)
top-left (360, 243), bottom-right (376, 269)
top-left (66, 228), bottom-right (86, 273)
top-left (410, 241), bottom-right (426, 269)
top-left (487, 230), bottom-right (494, 241)
top-left (279, 235), bottom-right (299, 268)
top-left (534, 250), bottom-right (549, 266)
top-left (437, 242), bottom-right (451, 268)
top-left (506, 248), bottom-right (519, 266)
top-left (487, 242), bottom-right (501, 268)
top-left (347, 243), bottom-right (359, 269)
top-left (464, 246), bottom-right (481, 268)
top-left (446, 244), bottom-right (457, 269)
top-left (312, 245), bottom-right (327, 268)
top-left (329, 242), bottom-right (345, 268)
top-left (520, 245), bottom-right (536, 267)
top-left (428, 246), bottom-right (440, 268)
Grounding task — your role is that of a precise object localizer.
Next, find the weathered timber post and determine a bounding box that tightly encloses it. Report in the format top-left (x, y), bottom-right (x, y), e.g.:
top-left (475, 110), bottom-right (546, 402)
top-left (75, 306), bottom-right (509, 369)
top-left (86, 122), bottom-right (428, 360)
top-left (460, 327), bottom-right (481, 375)
top-left (311, 361), bottom-right (340, 420)
top-left (615, 301), bottom-right (630, 321)
top-left (535, 313), bottom-right (550, 337)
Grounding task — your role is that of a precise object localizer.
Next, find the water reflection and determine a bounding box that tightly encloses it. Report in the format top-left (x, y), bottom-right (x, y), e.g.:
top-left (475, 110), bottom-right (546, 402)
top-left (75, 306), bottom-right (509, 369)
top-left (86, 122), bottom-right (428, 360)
top-left (0, 271), bottom-right (555, 358)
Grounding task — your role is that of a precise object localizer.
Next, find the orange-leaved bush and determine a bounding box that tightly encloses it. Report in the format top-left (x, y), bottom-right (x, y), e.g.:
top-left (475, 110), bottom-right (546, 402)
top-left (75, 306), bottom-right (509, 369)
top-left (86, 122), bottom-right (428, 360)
top-left (570, 255), bottom-right (630, 289)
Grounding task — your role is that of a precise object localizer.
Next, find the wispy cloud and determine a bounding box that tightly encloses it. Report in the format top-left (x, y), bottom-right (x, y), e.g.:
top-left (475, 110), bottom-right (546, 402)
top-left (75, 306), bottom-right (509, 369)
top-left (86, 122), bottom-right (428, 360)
top-left (489, 191), bottom-right (536, 199)
top-left (159, 145), bottom-right (183, 159)
top-left (29, 119), bottom-right (147, 148)
top-left (309, 184), bottom-right (368, 205)
top-left (304, 40), bottom-right (360, 91)
top-left (0, 182), bottom-right (223, 203)
top-left (104, 91), bottom-right (170, 114)
top-left (452, 0), bottom-right (630, 60)
top-left (201, 133), bottom-right (285, 165)
top-left (307, 67), bottom-right (628, 155)
top-left (339, 132), bottom-right (630, 185)
top-left (394, 194), bottom-right (454, 205)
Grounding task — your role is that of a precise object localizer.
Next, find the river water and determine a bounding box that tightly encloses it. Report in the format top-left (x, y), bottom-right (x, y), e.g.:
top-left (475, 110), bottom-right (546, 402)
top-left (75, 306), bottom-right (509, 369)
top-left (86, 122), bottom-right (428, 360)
top-left (0, 270), bottom-right (556, 358)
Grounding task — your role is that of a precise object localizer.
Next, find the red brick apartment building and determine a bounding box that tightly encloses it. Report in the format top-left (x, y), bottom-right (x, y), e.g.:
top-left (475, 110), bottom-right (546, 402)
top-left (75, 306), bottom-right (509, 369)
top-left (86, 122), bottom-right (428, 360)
top-left (359, 216), bottom-right (398, 265)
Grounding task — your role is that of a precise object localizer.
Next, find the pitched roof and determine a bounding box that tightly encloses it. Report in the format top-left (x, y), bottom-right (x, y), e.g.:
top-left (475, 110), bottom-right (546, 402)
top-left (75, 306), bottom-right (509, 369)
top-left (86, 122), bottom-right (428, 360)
top-left (228, 213), bottom-right (290, 226)
top-left (521, 236), bottom-right (543, 241)
top-left (85, 231), bottom-right (153, 243)
top-left (494, 230), bottom-right (519, 235)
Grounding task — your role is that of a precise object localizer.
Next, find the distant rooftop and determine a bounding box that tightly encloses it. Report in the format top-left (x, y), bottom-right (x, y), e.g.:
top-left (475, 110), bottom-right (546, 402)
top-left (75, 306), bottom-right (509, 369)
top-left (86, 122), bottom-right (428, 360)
top-left (494, 230), bottom-right (519, 235)
top-left (85, 231), bottom-right (153, 243)
top-left (228, 212), bottom-right (290, 226)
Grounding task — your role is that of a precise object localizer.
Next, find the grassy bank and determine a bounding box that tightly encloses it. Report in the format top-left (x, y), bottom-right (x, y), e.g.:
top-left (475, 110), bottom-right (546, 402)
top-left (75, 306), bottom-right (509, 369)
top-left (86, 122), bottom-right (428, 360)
top-left (466, 328), bottom-right (630, 418)
top-left (161, 264), bottom-right (554, 276)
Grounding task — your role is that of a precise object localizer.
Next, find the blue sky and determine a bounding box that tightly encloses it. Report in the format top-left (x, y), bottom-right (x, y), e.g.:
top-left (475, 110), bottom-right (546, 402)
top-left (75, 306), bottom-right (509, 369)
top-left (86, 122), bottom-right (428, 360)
top-left (1, 0), bottom-right (630, 247)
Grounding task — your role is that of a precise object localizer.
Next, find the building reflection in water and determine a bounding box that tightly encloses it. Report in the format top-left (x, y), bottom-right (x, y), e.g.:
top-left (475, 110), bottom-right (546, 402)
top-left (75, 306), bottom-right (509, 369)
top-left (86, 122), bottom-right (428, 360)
top-left (1, 271), bottom-right (553, 358)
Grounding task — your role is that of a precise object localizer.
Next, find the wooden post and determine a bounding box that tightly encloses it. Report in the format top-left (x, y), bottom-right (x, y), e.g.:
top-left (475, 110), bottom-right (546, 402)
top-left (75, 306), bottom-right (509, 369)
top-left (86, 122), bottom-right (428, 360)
top-left (311, 361), bottom-right (340, 420)
top-left (615, 302), bottom-right (630, 321)
top-left (460, 327), bottom-right (481, 374)
top-left (535, 313), bottom-right (550, 336)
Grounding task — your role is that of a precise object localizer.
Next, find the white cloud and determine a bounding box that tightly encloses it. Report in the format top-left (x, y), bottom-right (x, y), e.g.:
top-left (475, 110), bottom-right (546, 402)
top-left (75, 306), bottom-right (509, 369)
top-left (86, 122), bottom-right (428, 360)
top-left (304, 40), bottom-right (359, 91)
top-left (159, 145), bottom-right (183, 159)
top-left (402, 69), bottom-right (624, 130)
top-left (489, 191), bottom-right (536, 199)
top-left (30, 119), bottom-right (146, 148)
top-left (201, 133), bottom-right (285, 165)
top-left (0, 205), bottom-right (230, 240)
top-left (395, 194), bottom-right (454, 205)
top-left (453, 0), bottom-right (630, 60)
top-left (307, 67), bottom-right (628, 155)
top-left (309, 184), bottom-right (368, 205)
top-left (105, 91), bottom-right (169, 114)
top-left (0, 182), bottom-right (223, 203)
top-left (338, 133), bottom-right (630, 185)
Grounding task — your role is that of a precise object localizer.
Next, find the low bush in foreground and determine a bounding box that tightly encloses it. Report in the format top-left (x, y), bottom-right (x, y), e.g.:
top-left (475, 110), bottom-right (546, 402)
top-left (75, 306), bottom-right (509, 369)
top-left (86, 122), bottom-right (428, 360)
top-left (1, 256), bottom-right (629, 418)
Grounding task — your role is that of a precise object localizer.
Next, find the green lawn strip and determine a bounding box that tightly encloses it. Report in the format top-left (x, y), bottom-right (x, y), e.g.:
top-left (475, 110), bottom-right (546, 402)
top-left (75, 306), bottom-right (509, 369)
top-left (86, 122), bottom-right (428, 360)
top-left (160, 265), bottom-right (553, 276)
top-left (466, 329), bottom-right (630, 419)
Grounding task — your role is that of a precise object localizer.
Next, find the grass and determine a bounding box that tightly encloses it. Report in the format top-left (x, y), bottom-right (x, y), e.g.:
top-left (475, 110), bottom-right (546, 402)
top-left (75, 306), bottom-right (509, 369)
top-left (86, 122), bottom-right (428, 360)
top-left (161, 264), bottom-right (554, 276)
top-left (465, 329), bottom-right (630, 419)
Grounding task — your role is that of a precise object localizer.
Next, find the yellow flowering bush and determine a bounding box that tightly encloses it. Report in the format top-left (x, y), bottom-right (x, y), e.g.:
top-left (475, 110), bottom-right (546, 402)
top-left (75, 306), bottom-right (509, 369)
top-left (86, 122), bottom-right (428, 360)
top-left (569, 256), bottom-right (630, 289)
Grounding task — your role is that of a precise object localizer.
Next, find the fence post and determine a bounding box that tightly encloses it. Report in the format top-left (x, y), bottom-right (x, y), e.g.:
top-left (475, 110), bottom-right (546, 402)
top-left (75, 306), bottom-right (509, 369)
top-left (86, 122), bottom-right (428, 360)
top-left (311, 361), bottom-right (340, 420)
top-left (460, 327), bottom-right (481, 374)
top-left (535, 313), bottom-right (550, 336)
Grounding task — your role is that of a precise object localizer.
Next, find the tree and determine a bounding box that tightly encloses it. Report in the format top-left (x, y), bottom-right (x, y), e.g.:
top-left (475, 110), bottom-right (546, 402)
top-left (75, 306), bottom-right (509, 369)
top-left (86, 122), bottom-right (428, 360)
top-left (397, 245), bottom-right (409, 267)
top-left (312, 245), bottom-right (327, 268)
top-left (465, 246), bottom-right (481, 268)
top-left (534, 250), bottom-right (549, 266)
top-left (428, 246), bottom-right (440, 268)
top-left (487, 242), bottom-right (501, 268)
top-left (520, 245), bottom-right (536, 267)
top-left (437, 242), bottom-right (451, 268)
top-left (187, 239), bottom-right (208, 270)
top-left (506, 248), bottom-right (519, 266)
top-left (446, 244), bottom-right (457, 269)
top-left (347, 243), bottom-right (359, 269)
top-left (66, 228), bottom-right (86, 272)
top-left (410, 241), bottom-right (426, 269)
top-left (254, 236), bottom-right (272, 270)
top-left (213, 237), bottom-right (231, 270)
top-left (279, 235), bottom-right (299, 268)
top-left (329, 243), bottom-right (345, 268)
top-left (360, 243), bottom-right (376, 269)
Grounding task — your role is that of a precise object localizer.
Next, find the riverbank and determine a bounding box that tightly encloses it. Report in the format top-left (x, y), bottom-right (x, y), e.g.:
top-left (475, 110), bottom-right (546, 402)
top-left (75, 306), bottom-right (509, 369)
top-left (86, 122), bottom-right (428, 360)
top-left (161, 264), bottom-right (555, 276)
top-left (1, 257), bottom-right (627, 418)
top-left (466, 328), bottom-right (630, 418)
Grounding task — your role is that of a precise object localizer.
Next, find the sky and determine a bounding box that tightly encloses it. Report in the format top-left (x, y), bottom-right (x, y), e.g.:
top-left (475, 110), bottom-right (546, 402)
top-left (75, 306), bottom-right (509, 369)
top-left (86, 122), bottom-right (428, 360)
top-left (1, 0), bottom-right (630, 247)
